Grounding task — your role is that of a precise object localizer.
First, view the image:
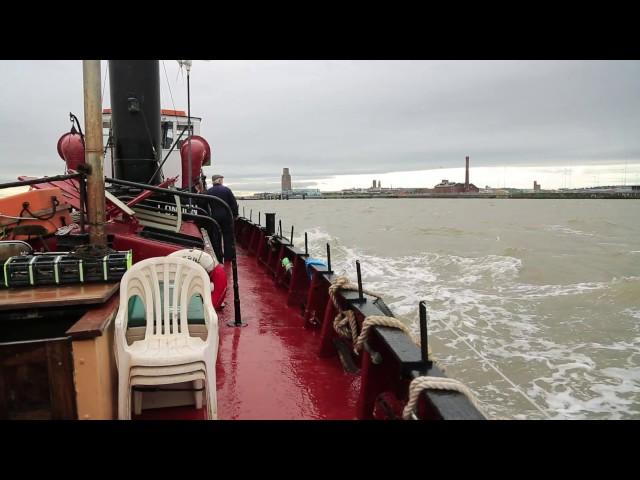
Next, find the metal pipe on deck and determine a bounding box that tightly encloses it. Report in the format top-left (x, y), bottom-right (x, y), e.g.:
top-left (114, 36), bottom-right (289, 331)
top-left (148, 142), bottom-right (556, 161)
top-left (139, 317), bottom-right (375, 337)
top-left (187, 67), bottom-right (193, 204)
top-left (82, 60), bottom-right (106, 247)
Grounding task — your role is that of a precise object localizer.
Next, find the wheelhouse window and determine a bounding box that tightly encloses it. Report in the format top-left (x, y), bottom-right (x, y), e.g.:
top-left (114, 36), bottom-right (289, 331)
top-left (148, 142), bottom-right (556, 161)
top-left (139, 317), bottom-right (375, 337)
top-left (177, 124), bottom-right (193, 134)
top-left (161, 121), bottom-right (174, 149)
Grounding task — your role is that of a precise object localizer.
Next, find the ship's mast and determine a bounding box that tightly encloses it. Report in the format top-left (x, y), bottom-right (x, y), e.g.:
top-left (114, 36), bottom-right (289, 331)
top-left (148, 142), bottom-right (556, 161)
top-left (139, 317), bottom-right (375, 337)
top-left (187, 63), bottom-right (193, 200)
top-left (82, 60), bottom-right (106, 246)
top-left (178, 60), bottom-right (194, 202)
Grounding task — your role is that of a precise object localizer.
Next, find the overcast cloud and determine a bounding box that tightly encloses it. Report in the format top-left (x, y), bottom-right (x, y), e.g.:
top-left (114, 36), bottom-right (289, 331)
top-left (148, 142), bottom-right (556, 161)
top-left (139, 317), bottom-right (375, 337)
top-left (1, 60), bottom-right (639, 192)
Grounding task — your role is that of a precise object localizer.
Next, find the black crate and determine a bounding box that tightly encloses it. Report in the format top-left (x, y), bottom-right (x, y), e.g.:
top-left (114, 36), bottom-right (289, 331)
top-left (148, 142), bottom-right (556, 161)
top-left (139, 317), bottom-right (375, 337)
top-left (2, 250), bottom-right (132, 287)
top-left (4, 256), bottom-right (33, 287)
top-left (56, 256), bottom-right (82, 285)
top-left (103, 251), bottom-right (131, 281)
top-left (71, 251), bottom-right (131, 283)
top-left (31, 255), bottom-right (58, 286)
top-left (80, 256), bottom-right (103, 283)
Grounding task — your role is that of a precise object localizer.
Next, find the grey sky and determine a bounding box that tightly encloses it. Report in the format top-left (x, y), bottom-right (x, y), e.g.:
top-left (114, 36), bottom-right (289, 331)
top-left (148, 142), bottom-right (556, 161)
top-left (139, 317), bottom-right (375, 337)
top-left (1, 60), bottom-right (639, 191)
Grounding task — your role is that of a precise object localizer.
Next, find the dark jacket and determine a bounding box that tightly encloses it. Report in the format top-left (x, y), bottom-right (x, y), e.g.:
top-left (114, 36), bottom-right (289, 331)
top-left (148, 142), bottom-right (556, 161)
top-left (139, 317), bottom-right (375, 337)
top-left (205, 184), bottom-right (239, 218)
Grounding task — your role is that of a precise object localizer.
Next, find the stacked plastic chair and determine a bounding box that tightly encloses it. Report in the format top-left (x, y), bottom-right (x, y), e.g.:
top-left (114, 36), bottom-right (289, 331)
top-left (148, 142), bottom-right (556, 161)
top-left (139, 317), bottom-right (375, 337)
top-left (114, 256), bottom-right (219, 420)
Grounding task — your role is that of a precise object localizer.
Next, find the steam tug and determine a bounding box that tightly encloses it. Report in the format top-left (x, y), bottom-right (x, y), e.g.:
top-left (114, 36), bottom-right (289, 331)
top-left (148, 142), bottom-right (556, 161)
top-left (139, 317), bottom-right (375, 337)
top-left (0, 60), bottom-right (485, 420)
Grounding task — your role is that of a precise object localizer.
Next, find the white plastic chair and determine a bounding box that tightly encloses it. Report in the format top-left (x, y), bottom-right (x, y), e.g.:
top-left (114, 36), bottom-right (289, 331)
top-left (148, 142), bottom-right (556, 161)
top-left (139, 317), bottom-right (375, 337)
top-left (114, 256), bottom-right (219, 419)
top-left (131, 373), bottom-right (208, 416)
top-left (129, 362), bottom-right (209, 415)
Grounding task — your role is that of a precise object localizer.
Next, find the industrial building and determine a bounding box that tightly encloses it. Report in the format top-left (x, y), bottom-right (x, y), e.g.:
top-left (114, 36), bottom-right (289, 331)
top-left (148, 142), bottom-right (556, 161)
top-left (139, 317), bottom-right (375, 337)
top-left (433, 156), bottom-right (479, 193)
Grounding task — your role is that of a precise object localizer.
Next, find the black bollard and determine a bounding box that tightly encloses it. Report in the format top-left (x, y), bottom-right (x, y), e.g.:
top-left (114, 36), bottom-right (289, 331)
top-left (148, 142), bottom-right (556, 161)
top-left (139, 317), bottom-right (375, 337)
top-left (265, 213), bottom-right (276, 236)
top-left (355, 260), bottom-right (366, 303)
top-left (419, 301), bottom-right (433, 368)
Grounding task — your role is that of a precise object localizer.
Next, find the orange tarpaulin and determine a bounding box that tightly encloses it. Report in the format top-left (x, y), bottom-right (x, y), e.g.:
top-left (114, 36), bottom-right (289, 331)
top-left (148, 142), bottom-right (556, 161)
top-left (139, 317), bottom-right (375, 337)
top-left (0, 186), bottom-right (72, 240)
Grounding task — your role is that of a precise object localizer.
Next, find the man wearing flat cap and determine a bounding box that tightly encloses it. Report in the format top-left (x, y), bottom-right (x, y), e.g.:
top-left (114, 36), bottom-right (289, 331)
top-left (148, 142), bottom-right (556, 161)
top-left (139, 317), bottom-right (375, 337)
top-left (206, 174), bottom-right (239, 262)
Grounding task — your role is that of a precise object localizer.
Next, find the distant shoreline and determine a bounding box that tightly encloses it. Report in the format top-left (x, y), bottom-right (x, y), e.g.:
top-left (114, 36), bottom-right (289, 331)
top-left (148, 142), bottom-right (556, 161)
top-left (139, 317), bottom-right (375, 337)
top-left (240, 193), bottom-right (640, 200)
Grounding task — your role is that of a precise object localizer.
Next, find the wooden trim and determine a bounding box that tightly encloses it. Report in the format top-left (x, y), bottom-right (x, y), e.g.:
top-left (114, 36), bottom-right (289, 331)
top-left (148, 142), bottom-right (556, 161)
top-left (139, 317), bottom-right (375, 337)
top-left (71, 321), bottom-right (117, 420)
top-left (66, 294), bottom-right (120, 340)
top-left (0, 282), bottom-right (119, 312)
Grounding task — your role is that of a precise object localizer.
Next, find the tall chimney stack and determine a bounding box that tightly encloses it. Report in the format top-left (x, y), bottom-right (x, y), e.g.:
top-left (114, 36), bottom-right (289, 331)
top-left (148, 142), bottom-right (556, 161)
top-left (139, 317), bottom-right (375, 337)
top-left (282, 168), bottom-right (292, 192)
top-left (465, 156), bottom-right (470, 191)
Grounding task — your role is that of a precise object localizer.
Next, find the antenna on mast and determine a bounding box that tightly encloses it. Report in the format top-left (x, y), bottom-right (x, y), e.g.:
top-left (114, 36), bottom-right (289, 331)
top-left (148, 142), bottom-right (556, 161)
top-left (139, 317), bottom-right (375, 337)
top-left (177, 60), bottom-right (194, 203)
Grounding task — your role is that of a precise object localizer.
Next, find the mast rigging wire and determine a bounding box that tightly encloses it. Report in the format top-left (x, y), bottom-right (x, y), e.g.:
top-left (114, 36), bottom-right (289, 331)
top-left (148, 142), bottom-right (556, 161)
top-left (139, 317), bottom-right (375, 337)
top-left (162, 60), bottom-right (178, 114)
top-left (434, 316), bottom-right (554, 419)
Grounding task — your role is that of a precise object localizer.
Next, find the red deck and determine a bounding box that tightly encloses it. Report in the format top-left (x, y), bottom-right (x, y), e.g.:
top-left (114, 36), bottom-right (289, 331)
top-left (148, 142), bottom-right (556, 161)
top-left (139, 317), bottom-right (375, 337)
top-left (216, 250), bottom-right (360, 420)
top-left (138, 246), bottom-right (360, 420)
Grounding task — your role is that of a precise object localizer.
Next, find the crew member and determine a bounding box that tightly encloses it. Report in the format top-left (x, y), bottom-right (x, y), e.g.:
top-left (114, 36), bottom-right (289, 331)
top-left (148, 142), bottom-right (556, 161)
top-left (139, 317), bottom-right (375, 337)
top-left (205, 174), bottom-right (238, 262)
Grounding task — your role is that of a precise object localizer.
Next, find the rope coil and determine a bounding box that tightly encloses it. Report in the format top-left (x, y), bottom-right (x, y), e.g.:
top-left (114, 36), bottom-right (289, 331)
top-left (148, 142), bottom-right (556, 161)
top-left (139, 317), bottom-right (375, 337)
top-left (402, 376), bottom-right (487, 420)
top-left (354, 315), bottom-right (412, 354)
top-left (328, 276), bottom-right (431, 356)
top-left (329, 276), bottom-right (384, 348)
top-left (56, 223), bottom-right (79, 236)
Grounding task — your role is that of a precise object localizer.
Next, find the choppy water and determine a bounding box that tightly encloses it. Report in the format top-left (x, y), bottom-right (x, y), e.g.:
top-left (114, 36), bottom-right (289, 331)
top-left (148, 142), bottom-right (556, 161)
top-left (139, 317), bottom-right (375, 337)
top-left (239, 198), bottom-right (640, 420)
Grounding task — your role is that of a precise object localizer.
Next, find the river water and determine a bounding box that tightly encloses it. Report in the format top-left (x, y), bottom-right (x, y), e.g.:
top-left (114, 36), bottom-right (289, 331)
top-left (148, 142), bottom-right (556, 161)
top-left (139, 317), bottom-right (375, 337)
top-left (239, 198), bottom-right (640, 420)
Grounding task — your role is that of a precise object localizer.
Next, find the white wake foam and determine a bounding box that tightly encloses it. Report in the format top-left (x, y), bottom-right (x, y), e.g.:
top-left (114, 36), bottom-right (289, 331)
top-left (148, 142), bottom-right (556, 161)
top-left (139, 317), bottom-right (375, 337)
top-left (301, 226), bottom-right (640, 420)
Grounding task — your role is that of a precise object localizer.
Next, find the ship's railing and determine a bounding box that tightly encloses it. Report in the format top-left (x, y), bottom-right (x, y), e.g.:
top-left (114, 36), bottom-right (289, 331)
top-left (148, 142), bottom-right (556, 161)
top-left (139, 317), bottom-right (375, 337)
top-left (0, 173), bottom-right (83, 189)
top-left (104, 177), bottom-right (243, 327)
top-left (235, 215), bottom-right (486, 421)
top-left (109, 192), bottom-right (224, 258)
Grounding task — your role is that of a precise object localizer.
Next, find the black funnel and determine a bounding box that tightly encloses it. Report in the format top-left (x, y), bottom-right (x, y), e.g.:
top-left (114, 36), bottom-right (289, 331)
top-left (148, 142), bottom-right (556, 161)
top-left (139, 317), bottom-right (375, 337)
top-left (108, 60), bottom-right (162, 184)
